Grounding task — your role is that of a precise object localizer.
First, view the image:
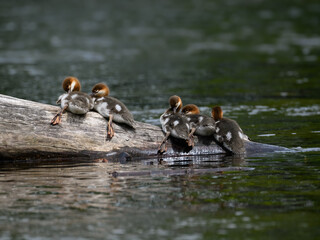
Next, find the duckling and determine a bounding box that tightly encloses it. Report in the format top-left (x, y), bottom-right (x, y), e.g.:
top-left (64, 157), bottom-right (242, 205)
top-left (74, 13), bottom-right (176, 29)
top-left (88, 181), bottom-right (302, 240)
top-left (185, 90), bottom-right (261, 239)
top-left (181, 104), bottom-right (216, 138)
top-left (91, 83), bottom-right (135, 139)
top-left (169, 95), bottom-right (183, 113)
top-left (211, 106), bottom-right (247, 154)
top-left (158, 95), bottom-right (193, 154)
top-left (51, 77), bottom-right (94, 125)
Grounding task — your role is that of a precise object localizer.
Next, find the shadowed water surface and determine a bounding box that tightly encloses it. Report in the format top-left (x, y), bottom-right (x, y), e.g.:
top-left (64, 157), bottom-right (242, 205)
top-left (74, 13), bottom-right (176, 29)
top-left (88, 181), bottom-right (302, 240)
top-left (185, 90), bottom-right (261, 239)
top-left (0, 153), bottom-right (319, 239)
top-left (0, 0), bottom-right (319, 239)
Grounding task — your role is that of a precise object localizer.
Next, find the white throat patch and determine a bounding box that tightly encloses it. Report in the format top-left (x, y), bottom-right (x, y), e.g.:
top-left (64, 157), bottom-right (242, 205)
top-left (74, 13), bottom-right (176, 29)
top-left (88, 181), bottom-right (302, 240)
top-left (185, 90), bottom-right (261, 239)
top-left (70, 81), bottom-right (76, 92)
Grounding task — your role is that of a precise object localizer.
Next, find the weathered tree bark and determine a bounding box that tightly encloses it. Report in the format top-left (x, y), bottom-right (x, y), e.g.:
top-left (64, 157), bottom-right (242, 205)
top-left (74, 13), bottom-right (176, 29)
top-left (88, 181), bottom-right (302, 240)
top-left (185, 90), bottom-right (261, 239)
top-left (0, 94), bottom-right (290, 162)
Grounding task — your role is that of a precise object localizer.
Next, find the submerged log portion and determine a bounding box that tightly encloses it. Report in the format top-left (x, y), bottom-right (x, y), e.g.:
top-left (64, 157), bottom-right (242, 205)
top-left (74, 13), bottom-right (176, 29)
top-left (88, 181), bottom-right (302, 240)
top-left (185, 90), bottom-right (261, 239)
top-left (0, 94), bottom-right (290, 162)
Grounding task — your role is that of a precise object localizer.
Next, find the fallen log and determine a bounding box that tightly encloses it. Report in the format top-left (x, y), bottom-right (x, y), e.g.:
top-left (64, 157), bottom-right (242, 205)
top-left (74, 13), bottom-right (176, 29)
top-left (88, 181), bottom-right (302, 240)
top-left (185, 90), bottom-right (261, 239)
top-left (0, 94), bottom-right (291, 162)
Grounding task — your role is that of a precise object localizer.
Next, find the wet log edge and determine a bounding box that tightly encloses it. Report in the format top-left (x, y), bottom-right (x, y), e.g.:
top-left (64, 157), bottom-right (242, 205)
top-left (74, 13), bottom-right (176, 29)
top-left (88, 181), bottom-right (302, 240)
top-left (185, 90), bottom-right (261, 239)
top-left (111, 166), bottom-right (255, 177)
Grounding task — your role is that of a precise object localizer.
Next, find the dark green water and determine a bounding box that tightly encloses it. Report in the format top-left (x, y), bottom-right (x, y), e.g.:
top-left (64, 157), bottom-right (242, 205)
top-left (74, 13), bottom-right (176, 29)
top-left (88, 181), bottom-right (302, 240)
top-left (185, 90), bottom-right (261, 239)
top-left (0, 0), bottom-right (319, 239)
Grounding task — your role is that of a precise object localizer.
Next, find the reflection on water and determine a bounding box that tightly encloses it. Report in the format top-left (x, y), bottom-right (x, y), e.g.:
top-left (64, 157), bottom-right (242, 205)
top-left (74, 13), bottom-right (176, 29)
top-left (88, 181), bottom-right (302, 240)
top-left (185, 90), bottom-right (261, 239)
top-left (0, 151), bottom-right (319, 239)
top-left (0, 0), bottom-right (320, 239)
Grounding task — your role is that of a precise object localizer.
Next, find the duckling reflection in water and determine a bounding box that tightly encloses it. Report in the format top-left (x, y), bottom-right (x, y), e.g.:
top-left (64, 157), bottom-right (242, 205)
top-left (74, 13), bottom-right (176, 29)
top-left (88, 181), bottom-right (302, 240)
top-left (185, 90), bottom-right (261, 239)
top-left (159, 95), bottom-right (193, 154)
top-left (51, 77), bottom-right (94, 125)
top-left (91, 83), bottom-right (135, 139)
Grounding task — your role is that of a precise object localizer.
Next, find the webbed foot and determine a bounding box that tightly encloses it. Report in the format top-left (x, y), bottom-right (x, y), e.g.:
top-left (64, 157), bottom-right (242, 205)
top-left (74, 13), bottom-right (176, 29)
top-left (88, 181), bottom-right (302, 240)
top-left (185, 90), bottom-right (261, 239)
top-left (50, 113), bottom-right (62, 125)
top-left (107, 126), bottom-right (114, 139)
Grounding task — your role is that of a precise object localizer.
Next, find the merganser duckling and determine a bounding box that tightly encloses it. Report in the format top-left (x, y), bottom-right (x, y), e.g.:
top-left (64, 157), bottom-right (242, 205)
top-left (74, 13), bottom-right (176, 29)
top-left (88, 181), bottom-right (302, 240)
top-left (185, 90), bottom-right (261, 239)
top-left (181, 104), bottom-right (216, 138)
top-left (158, 95), bottom-right (193, 154)
top-left (51, 77), bottom-right (94, 125)
top-left (91, 83), bottom-right (135, 139)
top-left (211, 106), bottom-right (248, 154)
